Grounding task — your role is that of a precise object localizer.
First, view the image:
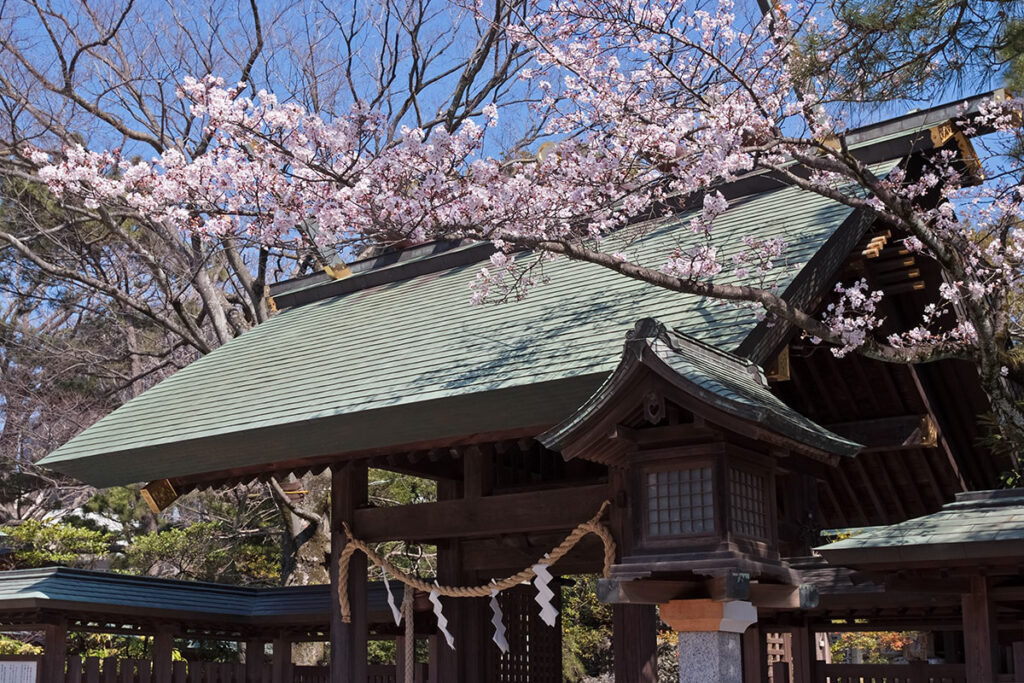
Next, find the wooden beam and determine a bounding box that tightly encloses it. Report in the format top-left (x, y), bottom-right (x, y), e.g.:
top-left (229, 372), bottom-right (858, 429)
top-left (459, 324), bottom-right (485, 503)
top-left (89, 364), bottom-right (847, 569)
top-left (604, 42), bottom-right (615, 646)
top-left (353, 483), bottom-right (610, 542)
top-left (707, 573), bottom-right (751, 602)
top-left (748, 584), bottom-right (819, 610)
top-left (826, 414), bottom-right (937, 452)
top-left (611, 423), bottom-right (721, 448)
top-left (597, 579), bottom-right (703, 604)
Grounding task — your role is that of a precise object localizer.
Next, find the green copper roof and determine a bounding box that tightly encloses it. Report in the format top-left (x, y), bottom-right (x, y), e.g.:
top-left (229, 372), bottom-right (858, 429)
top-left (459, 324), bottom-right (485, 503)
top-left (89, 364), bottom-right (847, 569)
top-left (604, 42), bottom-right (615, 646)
top-left (815, 488), bottom-right (1024, 566)
top-left (540, 320), bottom-right (860, 458)
top-left (39, 170), bottom-right (895, 487)
top-left (0, 566), bottom-right (401, 624)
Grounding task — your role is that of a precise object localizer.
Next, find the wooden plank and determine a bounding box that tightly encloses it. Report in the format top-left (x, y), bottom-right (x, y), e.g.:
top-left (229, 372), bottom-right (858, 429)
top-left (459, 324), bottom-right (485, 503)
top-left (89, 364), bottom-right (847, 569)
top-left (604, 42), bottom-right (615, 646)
top-left (353, 483), bottom-right (610, 542)
top-left (613, 604), bottom-right (658, 682)
top-left (101, 657), bottom-right (117, 683)
top-left (66, 656), bottom-right (83, 683)
top-left (84, 658), bottom-right (100, 683)
top-left (170, 661), bottom-right (186, 683)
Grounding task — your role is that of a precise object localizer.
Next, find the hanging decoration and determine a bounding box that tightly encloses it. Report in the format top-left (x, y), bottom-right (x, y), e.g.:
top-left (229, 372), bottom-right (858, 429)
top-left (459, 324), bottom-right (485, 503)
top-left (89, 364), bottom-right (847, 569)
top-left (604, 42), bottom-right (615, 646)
top-left (334, 499), bottom-right (616, 657)
top-left (382, 571), bottom-right (403, 627)
top-left (532, 562), bottom-right (559, 626)
top-left (430, 586), bottom-right (456, 650)
top-left (489, 588), bottom-right (510, 653)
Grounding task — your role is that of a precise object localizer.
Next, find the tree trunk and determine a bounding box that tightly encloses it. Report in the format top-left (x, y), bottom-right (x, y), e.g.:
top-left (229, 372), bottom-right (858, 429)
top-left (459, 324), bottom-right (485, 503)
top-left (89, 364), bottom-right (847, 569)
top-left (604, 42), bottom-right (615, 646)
top-left (277, 472), bottom-right (332, 665)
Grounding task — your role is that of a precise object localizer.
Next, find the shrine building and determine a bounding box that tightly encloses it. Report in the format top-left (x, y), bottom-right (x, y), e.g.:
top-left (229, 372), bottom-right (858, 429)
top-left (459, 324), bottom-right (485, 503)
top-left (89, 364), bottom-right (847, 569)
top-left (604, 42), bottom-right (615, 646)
top-left (20, 90), bottom-right (1024, 683)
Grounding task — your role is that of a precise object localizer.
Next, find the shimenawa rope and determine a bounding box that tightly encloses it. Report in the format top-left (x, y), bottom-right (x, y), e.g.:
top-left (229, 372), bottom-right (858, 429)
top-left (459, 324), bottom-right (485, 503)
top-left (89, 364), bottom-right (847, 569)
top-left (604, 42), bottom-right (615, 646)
top-left (337, 500), bottom-right (615, 623)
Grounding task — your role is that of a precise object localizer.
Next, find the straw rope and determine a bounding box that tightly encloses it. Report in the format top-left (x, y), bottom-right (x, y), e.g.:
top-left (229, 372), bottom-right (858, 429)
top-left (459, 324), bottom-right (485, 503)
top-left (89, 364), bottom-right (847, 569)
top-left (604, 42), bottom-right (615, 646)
top-left (401, 586), bottom-right (414, 683)
top-left (337, 500), bottom-right (615, 622)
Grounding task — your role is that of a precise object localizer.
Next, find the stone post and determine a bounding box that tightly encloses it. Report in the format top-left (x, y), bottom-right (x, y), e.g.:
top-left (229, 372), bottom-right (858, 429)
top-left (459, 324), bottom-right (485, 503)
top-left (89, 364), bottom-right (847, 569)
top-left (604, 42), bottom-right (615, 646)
top-left (660, 599), bottom-right (758, 683)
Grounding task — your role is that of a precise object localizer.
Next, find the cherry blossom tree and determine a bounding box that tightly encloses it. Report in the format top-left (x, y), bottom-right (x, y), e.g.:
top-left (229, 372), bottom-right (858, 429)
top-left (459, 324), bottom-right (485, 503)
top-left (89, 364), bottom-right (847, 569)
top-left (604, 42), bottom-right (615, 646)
top-left (0, 0), bottom-right (534, 635)
top-left (15, 0), bottom-right (1024, 456)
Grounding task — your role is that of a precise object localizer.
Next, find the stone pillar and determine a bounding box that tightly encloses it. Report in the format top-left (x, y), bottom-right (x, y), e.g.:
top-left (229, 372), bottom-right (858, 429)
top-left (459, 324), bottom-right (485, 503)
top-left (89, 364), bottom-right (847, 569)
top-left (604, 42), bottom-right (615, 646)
top-left (660, 599), bottom-right (758, 683)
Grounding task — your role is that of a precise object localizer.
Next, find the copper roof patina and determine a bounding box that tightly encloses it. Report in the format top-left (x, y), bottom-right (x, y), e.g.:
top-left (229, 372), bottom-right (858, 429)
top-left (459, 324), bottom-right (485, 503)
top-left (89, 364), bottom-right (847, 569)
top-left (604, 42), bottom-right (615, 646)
top-left (815, 488), bottom-right (1024, 567)
top-left (38, 163), bottom-right (900, 487)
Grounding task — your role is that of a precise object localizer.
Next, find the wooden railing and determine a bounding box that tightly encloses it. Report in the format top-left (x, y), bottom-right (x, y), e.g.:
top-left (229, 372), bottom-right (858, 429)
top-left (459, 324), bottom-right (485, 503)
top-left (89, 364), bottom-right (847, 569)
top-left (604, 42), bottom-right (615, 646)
top-left (61, 657), bottom-right (424, 683)
top-left (816, 662), bottom-right (967, 683)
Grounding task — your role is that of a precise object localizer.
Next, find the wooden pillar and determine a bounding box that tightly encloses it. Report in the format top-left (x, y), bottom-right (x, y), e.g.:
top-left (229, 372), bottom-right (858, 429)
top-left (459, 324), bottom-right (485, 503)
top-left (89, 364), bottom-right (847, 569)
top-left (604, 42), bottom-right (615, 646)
top-left (789, 625), bottom-right (815, 683)
top-left (963, 574), bottom-right (997, 682)
top-left (395, 636), bottom-right (408, 683)
top-left (427, 635), bottom-right (439, 683)
top-left (151, 628), bottom-right (175, 683)
top-left (613, 604), bottom-right (658, 682)
top-left (245, 638), bottom-right (266, 683)
top-left (433, 478), bottom-right (461, 682)
top-left (330, 461), bottom-right (368, 683)
top-left (742, 625), bottom-right (767, 683)
top-left (271, 637), bottom-right (290, 683)
top-left (41, 618), bottom-right (68, 683)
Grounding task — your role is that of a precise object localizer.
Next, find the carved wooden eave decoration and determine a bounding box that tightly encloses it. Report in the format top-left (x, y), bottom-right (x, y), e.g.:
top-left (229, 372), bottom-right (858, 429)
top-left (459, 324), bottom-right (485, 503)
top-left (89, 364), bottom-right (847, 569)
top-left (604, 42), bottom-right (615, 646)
top-left (539, 319), bottom-right (861, 467)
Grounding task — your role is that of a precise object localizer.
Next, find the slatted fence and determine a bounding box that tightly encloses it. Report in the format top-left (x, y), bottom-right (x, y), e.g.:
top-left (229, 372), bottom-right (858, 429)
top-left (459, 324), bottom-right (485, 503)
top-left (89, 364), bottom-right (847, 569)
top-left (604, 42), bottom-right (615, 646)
top-left (61, 658), bottom-right (426, 683)
top-left (816, 662), bottom-right (967, 683)
top-left (61, 657), bottom-right (338, 683)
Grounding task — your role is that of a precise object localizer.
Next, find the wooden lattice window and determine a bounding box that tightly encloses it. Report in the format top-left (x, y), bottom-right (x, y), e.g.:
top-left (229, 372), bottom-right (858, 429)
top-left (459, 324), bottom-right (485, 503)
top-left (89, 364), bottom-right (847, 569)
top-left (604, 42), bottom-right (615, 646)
top-left (729, 467), bottom-right (767, 538)
top-left (646, 465), bottom-right (714, 537)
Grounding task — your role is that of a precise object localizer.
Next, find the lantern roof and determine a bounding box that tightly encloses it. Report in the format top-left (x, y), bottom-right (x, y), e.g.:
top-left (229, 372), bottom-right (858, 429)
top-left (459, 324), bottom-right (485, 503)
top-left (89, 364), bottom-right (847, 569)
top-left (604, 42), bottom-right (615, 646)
top-left (539, 319), bottom-right (862, 462)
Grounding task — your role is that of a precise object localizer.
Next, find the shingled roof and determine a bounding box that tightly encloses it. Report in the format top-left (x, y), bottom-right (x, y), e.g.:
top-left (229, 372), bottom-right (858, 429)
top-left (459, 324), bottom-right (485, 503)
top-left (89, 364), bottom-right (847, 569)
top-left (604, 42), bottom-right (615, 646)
top-left (37, 162), bottom-right (899, 487)
top-left (815, 488), bottom-right (1024, 567)
top-left (540, 320), bottom-right (861, 460)
top-left (0, 566), bottom-right (403, 626)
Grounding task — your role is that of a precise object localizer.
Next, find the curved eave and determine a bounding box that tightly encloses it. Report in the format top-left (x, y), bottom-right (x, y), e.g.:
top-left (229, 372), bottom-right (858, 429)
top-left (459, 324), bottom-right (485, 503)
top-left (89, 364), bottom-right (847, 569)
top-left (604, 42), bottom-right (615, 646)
top-left (537, 346), bottom-right (645, 453)
top-left (540, 334), bottom-right (860, 460)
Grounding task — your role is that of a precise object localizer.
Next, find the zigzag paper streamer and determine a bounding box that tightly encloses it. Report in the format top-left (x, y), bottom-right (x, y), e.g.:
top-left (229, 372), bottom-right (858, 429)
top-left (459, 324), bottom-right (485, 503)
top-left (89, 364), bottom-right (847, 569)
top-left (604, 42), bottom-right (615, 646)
top-left (489, 589), bottom-right (509, 653)
top-left (430, 588), bottom-right (456, 650)
top-left (532, 563), bottom-right (559, 627)
top-left (382, 572), bottom-right (402, 627)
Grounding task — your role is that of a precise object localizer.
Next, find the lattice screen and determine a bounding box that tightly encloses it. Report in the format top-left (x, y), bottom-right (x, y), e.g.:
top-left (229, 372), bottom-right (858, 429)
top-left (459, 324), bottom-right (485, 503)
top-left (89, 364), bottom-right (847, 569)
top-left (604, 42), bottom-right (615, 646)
top-left (729, 467), bottom-right (768, 538)
top-left (490, 584), bottom-right (562, 682)
top-left (646, 466), bottom-right (714, 537)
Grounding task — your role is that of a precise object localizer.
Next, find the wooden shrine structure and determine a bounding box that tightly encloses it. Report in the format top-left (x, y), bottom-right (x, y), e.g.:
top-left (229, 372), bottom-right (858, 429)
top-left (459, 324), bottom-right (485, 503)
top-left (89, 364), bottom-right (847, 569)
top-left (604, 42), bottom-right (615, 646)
top-left (33, 89), bottom-right (1024, 682)
top-left (0, 566), bottom-right (432, 682)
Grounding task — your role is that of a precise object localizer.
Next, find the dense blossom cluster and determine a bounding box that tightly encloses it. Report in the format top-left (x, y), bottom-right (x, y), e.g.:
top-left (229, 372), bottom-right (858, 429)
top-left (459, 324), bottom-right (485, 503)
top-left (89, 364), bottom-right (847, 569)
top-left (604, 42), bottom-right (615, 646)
top-left (25, 0), bottom-right (1024, 382)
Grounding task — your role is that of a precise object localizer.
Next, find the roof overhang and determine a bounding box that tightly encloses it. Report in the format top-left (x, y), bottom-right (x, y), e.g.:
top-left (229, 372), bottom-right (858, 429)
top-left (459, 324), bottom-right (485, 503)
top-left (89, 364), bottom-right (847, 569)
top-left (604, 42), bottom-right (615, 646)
top-left (539, 319), bottom-right (861, 464)
top-left (43, 374), bottom-right (602, 488)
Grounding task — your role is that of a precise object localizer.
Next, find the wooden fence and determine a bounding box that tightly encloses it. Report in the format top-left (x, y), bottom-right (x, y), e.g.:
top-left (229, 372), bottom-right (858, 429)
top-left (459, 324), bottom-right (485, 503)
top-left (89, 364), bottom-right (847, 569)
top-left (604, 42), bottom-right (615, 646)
top-left (815, 662), bottom-right (967, 683)
top-left (60, 657), bottom-right (425, 683)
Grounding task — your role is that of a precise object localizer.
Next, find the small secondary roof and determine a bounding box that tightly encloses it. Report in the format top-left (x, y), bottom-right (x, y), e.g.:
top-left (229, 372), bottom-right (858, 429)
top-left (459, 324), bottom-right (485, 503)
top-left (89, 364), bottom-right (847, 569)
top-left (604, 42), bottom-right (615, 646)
top-left (0, 566), bottom-right (401, 626)
top-left (540, 319), bottom-right (861, 460)
top-left (815, 489), bottom-right (1024, 567)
